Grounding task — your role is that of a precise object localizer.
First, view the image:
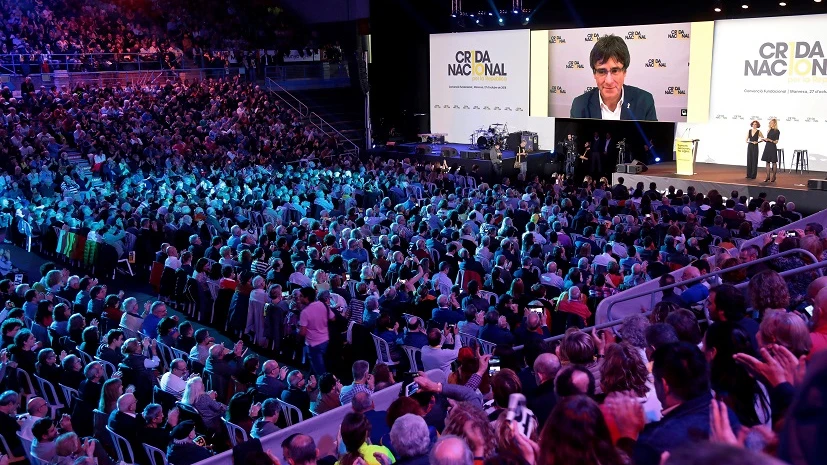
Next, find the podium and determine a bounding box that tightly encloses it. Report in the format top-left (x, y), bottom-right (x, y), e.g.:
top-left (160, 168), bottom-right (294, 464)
top-left (675, 138), bottom-right (699, 175)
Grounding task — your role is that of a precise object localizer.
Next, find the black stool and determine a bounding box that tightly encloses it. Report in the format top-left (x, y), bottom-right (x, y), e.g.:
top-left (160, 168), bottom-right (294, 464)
top-left (776, 148), bottom-right (785, 172)
top-left (792, 149), bottom-right (809, 174)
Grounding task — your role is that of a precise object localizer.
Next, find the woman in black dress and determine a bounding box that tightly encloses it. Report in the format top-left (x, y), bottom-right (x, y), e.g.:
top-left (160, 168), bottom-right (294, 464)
top-left (745, 120), bottom-right (762, 179)
top-left (761, 118), bottom-right (780, 182)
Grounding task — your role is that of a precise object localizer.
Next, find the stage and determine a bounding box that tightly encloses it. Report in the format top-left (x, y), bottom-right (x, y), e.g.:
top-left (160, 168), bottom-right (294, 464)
top-left (371, 142), bottom-right (560, 180)
top-left (613, 162), bottom-right (827, 215)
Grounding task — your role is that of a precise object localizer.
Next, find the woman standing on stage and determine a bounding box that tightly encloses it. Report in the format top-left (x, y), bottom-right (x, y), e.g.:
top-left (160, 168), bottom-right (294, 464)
top-left (745, 120), bottom-right (762, 180)
top-left (761, 119), bottom-right (780, 182)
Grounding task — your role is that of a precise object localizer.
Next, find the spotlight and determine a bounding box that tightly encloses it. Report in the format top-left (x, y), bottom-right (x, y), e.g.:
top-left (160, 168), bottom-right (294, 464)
top-left (779, 1), bottom-right (786, 5)
top-left (816, 0), bottom-right (822, 3)
top-left (741, 3), bottom-right (749, 7)
top-left (714, 6), bottom-right (722, 10)
top-left (451, 13), bottom-right (456, 17)
top-left (524, 17), bottom-right (530, 22)
top-left (498, 17), bottom-right (503, 22)
top-left (470, 13), bottom-right (475, 16)
top-left (513, 9), bottom-right (518, 13)
top-left (655, 157), bottom-right (661, 163)
top-left (488, 12), bottom-right (493, 15)
top-left (475, 19), bottom-right (480, 23)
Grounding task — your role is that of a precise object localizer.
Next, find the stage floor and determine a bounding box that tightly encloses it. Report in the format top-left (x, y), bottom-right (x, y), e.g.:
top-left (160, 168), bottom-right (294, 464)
top-left (373, 142), bottom-right (558, 180)
top-left (614, 162), bottom-right (827, 214)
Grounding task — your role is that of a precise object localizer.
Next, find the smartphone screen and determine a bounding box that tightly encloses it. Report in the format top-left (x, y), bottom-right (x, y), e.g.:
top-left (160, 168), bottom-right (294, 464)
top-left (405, 382), bottom-right (419, 397)
top-left (804, 305), bottom-right (814, 316)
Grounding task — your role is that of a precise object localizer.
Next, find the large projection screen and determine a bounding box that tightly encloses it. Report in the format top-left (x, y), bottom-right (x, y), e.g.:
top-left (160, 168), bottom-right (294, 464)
top-left (679, 14), bottom-right (827, 170)
top-left (429, 30), bottom-right (531, 144)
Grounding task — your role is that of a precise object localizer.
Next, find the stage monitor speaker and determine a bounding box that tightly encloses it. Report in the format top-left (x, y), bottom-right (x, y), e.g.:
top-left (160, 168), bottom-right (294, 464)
top-left (630, 159), bottom-right (648, 173)
top-left (808, 179), bottom-right (827, 191)
top-left (441, 146), bottom-right (459, 158)
top-left (416, 144), bottom-right (431, 155)
top-left (461, 150), bottom-right (479, 160)
top-left (521, 131), bottom-right (539, 152)
top-left (626, 164), bottom-right (644, 174)
top-left (616, 164), bottom-right (628, 173)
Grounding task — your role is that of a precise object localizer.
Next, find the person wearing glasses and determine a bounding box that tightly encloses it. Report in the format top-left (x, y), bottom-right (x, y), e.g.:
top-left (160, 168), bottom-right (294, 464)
top-left (161, 358), bottom-right (189, 398)
top-left (569, 34), bottom-right (657, 121)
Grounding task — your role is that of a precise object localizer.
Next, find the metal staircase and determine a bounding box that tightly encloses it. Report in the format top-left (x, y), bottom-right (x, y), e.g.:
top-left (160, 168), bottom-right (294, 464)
top-left (65, 150), bottom-right (103, 189)
top-left (265, 78), bottom-right (361, 157)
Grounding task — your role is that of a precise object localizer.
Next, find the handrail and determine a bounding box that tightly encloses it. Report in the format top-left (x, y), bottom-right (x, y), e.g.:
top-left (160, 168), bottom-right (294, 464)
top-left (309, 111), bottom-right (360, 156)
top-left (735, 260), bottom-right (827, 289)
top-left (513, 257), bottom-right (827, 351)
top-left (265, 77), bottom-right (308, 117)
top-left (603, 247), bottom-right (818, 323)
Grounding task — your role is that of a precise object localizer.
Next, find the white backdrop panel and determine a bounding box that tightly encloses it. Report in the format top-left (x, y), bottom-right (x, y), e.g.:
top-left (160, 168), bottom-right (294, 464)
top-left (679, 14), bottom-right (827, 170)
top-left (430, 30), bottom-right (530, 143)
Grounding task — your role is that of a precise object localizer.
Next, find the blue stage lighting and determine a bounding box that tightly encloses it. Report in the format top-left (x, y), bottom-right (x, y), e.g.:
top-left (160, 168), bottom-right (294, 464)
top-left (513, 9), bottom-right (518, 13)
top-left (655, 157), bottom-right (661, 163)
top-left (475, 19), bottom-right (480, 23)
top-left (498, 18), bottom-right (503, 22)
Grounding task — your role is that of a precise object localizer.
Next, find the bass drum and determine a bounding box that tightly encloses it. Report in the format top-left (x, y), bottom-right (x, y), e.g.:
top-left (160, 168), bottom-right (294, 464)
top-left (477, 135), bottom-right (492, 149)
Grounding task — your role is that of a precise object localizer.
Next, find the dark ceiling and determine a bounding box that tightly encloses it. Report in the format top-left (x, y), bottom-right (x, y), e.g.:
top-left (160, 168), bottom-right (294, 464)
top-left (446, 0), bottom-right (825, 31)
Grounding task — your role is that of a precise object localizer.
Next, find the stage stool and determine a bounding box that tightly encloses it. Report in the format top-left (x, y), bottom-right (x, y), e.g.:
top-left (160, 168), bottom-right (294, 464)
top-left (792, 150), bottom-right (809, 174)
top-left (776, 148), bottom-right (785, 172)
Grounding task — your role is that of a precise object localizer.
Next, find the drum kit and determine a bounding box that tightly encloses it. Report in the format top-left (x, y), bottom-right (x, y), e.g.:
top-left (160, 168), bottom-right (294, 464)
top-left (470, 123), bottom-right (510, 150)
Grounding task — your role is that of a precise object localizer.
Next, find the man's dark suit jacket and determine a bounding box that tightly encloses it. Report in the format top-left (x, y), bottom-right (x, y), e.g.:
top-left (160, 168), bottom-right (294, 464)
top-left (109, 409), bottom-right (141, 445)
top-left (569, 85), bottom-right (657, 121)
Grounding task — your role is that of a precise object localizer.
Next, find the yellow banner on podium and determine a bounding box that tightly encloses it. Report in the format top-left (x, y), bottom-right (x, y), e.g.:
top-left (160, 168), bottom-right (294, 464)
top-left (675, 139), bottom-right (695, 175)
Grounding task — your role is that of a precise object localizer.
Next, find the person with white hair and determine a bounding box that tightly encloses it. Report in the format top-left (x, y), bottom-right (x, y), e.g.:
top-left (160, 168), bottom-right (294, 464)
top-left (250, 275), bottom-right (268, 303)
top-left (390, 414), bottom-right (432, 465)
top-left (558, 286), bottom-right (591, 323)
top-left (289, 262), bottom-right (313, 288)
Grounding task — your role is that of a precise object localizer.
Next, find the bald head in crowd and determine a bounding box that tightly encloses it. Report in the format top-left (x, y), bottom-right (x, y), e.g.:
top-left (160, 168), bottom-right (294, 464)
top-left (807, 276), bottom-right (827, 300)
top-left (430, 435), bottom-right (474, 465)
top-left (534, 353), bottom-right (561, 385)
top-left (117, 393), bottom-right (137, 414)
top-left (682, 266), bottom-right (700, 281)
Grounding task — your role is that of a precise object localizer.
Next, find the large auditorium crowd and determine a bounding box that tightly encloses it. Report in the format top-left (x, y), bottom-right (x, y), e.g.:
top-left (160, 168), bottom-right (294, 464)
top-left (0, 5), bottom-right (826, 465)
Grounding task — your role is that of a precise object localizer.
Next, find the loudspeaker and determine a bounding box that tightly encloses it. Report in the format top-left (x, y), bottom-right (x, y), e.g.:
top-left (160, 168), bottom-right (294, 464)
top-left (616, 164), bottom-right (628, 173)
top-left (416, 144), bottom-right (431, 155)
top-left (630, 159), bottom-right (648, 173)
top-left (460, 150), bottom-right (479, 160)
top-left (626, 164), bottom-right (644, 174)
top-left (441, 146), bottom-right (459, 158)
top-left (506, 132), bottom-right (539, 152)
top-left (521, 131), bottom-right (539, 152)
top-left (808, 179), bottom-right (827, 191)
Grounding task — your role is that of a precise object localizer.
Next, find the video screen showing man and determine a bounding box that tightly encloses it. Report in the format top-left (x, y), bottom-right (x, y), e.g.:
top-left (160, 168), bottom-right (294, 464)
top-left (569, 35), bottom-right (657, 121)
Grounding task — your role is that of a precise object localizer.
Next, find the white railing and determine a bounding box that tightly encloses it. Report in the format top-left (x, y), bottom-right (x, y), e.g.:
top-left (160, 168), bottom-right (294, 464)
top-left (265, 77), bottom-right (308, 117)
top-left (514, 250), bottom-right (826, 351)
top-left (596, 247), bottom-right (819, 325)
top-left (265, 77), bottom-right (360, 156)
top-left (309, 111), bottom-right (360, 156)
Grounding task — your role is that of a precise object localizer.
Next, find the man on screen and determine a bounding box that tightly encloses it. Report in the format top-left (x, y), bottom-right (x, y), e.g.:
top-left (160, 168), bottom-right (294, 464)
top-left (569, 35), bottom-right (657, 121)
